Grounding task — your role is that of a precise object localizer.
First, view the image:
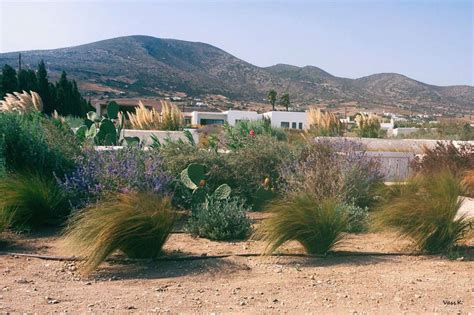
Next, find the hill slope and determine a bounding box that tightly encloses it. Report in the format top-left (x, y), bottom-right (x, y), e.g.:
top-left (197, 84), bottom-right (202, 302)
top-left (0, 35), bottom-right (472, 113)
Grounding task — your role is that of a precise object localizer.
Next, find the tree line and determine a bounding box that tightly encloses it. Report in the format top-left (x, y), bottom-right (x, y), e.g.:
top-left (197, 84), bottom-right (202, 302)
top-left (0, 60), bottom-right (93, 117)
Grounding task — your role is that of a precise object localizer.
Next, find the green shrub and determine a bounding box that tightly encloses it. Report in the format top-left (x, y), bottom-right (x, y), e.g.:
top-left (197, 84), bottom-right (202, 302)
top-left (344, 203), bottom-right (369, 233)
top-left (63, 192), bottom-right (175, 274)
top-left (254, 195), bottom-right (348, 254)
top-left (227, 135), bottom-right (299, 209)
top-left (0, 173), bottom-right (69, 231)
top-left (223, 119), bottom-right (287, 150)
top-left (0, 112), bottom-right (81, 177)
top-left (186, 197), bottom-right (251, 241)
top-left (0, 135), bottom-right (5, 178)
top-left (375, 171), bottom-right (473, 253)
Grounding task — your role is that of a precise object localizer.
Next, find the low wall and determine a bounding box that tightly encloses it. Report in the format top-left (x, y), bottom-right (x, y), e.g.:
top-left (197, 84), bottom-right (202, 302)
top-left (317, 137), bottom-right (473, 153)
top-left (72, 128), bottom-right (199, 146)
top-left (122, 129), bottom-right (199, 146)
top-left (366, 151), bottom-right (415, 181)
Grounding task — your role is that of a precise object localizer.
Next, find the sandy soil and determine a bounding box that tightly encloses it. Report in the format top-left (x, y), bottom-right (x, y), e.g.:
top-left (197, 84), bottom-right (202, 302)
top-left (0, 228), bottom-right (473, 314)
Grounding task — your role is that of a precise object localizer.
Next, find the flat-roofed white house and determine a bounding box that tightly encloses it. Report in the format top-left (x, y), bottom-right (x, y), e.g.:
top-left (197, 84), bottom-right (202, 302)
top-left (262, 111), bottom-right (308, 130)
top-left (181, 110), bottom-right (308, 129)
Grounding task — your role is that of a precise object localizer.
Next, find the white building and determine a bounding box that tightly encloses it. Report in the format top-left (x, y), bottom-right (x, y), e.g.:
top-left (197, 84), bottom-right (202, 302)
top-left (262, 111), bottom-right (308, 130)
top-left (182, 110), bottom-right (308, 129)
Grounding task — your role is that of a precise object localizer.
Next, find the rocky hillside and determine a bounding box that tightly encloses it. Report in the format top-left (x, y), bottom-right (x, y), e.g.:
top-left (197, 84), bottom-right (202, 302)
top-left (0, 35), bottom-right (472, 113)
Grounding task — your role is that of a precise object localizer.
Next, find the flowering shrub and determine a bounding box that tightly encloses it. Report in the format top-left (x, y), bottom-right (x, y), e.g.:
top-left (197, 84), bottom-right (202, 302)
top-left (61, 146), bottom-right (171, 209)
top-left (280, 139), bottom-right (383, 209)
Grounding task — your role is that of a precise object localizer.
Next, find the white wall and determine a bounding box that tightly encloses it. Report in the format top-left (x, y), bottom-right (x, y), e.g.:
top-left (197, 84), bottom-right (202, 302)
top-left (263, 111), bottom-right (308, 129)
top-left (225, 110), bottom-right (261, 126)
top-left (190, 112), bottom-right (227, 125)
top-left (123, 129), bottom-right (199, 146)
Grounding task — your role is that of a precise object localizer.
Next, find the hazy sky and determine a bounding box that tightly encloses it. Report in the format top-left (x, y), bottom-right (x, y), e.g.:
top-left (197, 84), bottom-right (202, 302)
top-left (0, 0), bottom-right (472, 86)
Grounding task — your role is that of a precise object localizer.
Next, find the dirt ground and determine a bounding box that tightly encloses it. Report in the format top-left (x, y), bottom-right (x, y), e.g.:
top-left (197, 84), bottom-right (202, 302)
top-left (0, 227), bottom-right (473, 314)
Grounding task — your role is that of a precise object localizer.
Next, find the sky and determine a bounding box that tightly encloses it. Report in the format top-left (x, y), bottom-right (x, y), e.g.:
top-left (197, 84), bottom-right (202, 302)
top-left (0, 0), bottom-right (472, 86)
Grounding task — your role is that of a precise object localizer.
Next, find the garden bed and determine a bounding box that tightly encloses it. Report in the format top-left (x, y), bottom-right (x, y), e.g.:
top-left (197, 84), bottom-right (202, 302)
top-left (0, 230), bottom-right (472, 313)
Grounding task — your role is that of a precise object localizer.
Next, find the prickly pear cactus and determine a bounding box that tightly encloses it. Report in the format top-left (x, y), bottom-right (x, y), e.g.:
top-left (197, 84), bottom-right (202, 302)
top-left (180, 163), bottom-right (205, 190)
top-left (180, 163), bottom-right (232, 209)
top-left (213, 184), bottom-right (231, 200)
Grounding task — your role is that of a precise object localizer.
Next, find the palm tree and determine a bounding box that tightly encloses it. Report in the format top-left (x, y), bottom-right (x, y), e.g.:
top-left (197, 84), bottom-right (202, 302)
top-left (280, 93), bottom-right (290, 111)
top-left (267, 89), bottom-right (277, 111)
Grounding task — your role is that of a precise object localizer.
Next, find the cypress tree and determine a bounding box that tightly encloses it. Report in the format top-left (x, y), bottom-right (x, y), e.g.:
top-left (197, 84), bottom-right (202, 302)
top-left (37, 60), bottom-right (54, 114)
top-left (18, 69), bottom-right (38, 92)
top-left (1, 64), bottom-right (18, 96)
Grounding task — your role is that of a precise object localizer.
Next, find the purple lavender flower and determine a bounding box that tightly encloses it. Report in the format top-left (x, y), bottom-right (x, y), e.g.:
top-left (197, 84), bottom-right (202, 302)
top-left (60, 147), bottom-right (171, 209)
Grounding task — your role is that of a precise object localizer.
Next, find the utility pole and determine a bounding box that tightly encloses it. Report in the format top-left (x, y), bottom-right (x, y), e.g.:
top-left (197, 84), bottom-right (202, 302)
top-left (18, 53), bottom-right (22, 72)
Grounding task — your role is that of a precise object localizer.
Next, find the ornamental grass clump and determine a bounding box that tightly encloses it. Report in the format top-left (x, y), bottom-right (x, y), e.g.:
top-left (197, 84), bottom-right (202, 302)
top-left (161, 100), bottom-right (183, 131)
top-left (0, 173), bottom-right (69, 230)
top-left (63, 192), bottom-right (175, 275)
top-left (354, 113), bottom-right (381, 138)
top-left (307, 107), bottom-right (343, 136)
top-left (375, 171), bottom-right (473, 253)
top-left (127, 101), bottom-right (162, 130)
top-left (0, 91), bottom-right (43, 114)
top-left (254, 195), bottom-right (349, 255)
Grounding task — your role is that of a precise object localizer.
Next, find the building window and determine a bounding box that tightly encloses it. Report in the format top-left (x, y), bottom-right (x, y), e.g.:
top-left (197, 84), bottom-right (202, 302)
top-left (299, 122), bottom-right (303, 129)
top-left (280, 121), bottom-right (289, 128)
top-left (184, 118), bottom-right (192, 125)
top-left (200, 119), bottom-right (225, 125)
top-left (291, 122), bottom-right (297, 129)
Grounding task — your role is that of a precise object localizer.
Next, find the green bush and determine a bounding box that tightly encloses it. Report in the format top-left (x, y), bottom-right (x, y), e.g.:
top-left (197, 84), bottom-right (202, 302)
top-left (227, 135), bottom-right (299, 209)
top-left (0, 173), bottom-right (69, 231)
top-left (63, 192), bottom-right (175, 275)
top-left (0, 112), bottom-right (81, 177)
top-left (223, 119), bottom-right (287, 150)
top-left (0, 135), bottom-right (5, 178)
top-left (375, 171), bottom-right (473, 253)
top-left (186, 197), bottom-right (251, 241)
top-left (344, 203), bottom-right (369, 233)
top-left (254, 195), bottom-right (348, 254)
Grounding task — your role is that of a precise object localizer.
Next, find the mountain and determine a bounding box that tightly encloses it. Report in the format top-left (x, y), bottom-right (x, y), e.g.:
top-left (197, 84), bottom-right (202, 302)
top-left (0, 35), bottom-right (472, 114)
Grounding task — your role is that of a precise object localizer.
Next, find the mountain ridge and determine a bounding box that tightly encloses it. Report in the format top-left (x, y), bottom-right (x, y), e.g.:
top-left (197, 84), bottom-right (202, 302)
top-left (0, 35), bottom-right (472, 113)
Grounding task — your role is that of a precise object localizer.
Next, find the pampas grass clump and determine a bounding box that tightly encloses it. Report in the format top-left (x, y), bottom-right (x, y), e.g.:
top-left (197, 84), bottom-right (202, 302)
top-left (63, 192), bottom-right (175, 274)
top-left (307, 107), bottom-right (343, 136)
top-left (127, 101), bottom-right (162, 130)
top-left (0, 173), bottom-right (68, 230)
top-left (161, 100), bottom-right (182, 131)
top-left (0, 91), bottom-right (43, 114)
top-left (354, 113), bottom-right (381, 138)
top-left (375, 171), bottom-right (473, 253)
top-left (254, 195), bottom-right (348, 255)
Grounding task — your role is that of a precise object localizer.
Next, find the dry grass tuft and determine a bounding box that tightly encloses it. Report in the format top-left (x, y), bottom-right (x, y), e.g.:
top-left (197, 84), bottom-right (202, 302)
top-left (375, 171), bottom-right (473, 253)
top-left (0, 91), bottom-right (43, 114)
top-left (0, 173), bottom-right (68, 230)
top-left (254, 195), bottom-right (348, 255)
top-left (62, 192), bottom-right (175, 275)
